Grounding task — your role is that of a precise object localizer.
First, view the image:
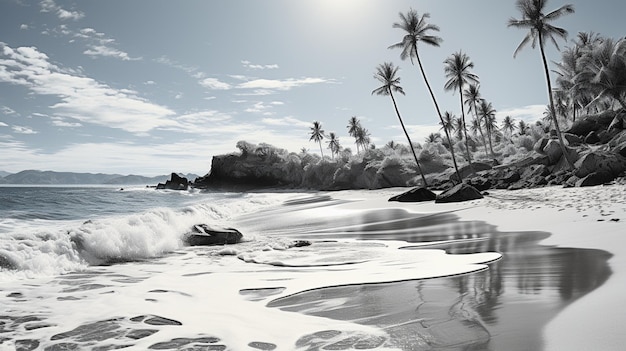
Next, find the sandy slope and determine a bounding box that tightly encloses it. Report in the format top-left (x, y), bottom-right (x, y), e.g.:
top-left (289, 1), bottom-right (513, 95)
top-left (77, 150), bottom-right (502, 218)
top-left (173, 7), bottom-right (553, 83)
top-left (347, 184), bottom-right (626, 350)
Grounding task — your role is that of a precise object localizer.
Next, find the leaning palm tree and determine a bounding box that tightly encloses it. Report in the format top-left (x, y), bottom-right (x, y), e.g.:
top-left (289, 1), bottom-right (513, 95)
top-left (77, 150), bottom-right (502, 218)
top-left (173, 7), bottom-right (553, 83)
top-left (326, 132), bottom-right (341, 160)
top-left (464, 83), bottom-right (489, 157)
top-left (372, 62), bottom-right (428, 187)
top-left (444, 51), bottom-right (479, 165)
top-left (389, 8), bottom-right (461, 182)
top-left (508, 0), bottom-right (575, 169)
top-left (346, 116), bottom-right (362, 153)
top-left (309, 121), bottom-right (325, 160)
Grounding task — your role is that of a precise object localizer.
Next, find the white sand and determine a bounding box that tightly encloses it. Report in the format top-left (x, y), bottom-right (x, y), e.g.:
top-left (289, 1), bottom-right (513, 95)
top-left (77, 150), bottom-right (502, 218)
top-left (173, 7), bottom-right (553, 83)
top-left (333, 184), bottom-right (626, 350)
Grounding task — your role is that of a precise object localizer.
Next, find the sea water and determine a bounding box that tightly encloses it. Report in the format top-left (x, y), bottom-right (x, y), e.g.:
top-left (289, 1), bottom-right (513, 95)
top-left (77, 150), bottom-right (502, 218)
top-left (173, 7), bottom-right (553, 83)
top-left (0, 186), bottom-right (610, 350)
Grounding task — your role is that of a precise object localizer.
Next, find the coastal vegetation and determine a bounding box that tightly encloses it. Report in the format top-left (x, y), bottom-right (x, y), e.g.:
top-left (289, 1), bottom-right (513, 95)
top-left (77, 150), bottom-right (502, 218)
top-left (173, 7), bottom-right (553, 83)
top-left (195, 0), bottom-right (626, 192)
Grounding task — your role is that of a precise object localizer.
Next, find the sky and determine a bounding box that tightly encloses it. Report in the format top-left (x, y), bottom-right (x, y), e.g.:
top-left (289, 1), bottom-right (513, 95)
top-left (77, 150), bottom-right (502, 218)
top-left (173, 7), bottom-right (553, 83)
top-left (1, 0), bottom-right (625, 176)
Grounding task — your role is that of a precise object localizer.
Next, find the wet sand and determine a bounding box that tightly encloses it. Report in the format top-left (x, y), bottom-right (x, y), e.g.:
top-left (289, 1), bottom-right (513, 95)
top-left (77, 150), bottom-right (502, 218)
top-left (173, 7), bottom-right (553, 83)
top-left (235, 185), bottom-right (624, 350)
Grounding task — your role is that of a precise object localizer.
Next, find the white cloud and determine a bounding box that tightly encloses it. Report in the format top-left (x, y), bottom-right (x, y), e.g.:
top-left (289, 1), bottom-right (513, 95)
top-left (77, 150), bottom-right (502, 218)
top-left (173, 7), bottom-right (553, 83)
top-left (175, 93), bottom-right (183, 99)
top-left (0, 122), bottom-right (8, 127)
top-left (144, 80), bottom-right (156, 85)
top-left (20, 24), bottom-right (29, 30)
top-left (0, 42), bottom-right (177, 134)
top-left (51, 116), bottom-right (82, 127)
top-left (238, 77), bottom-right (329, 90)
top-left (497, 104), bottom-right (545, 123)
top-left (199, 77), bottom-right (231, 90)
top-left (241, 60), bottom-right (279, 70)
top-left (261, 116), bottom-right (310, 128)
top-left (83, 45), bottom-right (140, 61)
top-left (1, 106), bottom-right (17, 115)
top-left (12, 125), bottom-right (38, 134)
top-left (40, 0), bottom-right (84, 21)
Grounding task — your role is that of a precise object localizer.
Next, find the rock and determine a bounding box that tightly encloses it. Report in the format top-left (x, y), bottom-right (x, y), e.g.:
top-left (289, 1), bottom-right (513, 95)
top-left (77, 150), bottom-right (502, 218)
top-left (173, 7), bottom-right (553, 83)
top-left (435, 183), bottom-right (483, 203)
top-left (388, 187), bottom-right (436, 202)
top-left (464, 176), bottom-right (492, 191)
top-left (183, 224), bottom-right (243, 246)
top-left (567, 111), bottom-right (616, 136)
top-left (542, 139), bottom-right (564, 165)
top-left (575, 171), bottom-right (615, 187)
top-left (574, 151), bottom-right (626, 178)
top-left (584, 131), bottom-right (601, 144)
top-left (615, 141), bottom-right (626, 158)
top-left (450, 162), bottom-right (492, 182)
top-left (533, 137), bottom-right (550, 154)
top-left (563, 133), bottom-right (584, 146)
top-left (156, 173), bottom-right (189, 190)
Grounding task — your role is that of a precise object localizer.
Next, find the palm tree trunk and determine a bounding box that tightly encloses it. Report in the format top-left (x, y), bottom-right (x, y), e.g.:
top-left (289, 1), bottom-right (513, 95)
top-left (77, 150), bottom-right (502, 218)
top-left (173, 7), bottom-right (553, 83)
top-left (414, 48), bottom-right (462, 183)
top-left (458, 85), bottom-right (473, 166)
top-left (539, 35), bottom-right (574, 170)
top-left (318, 142), bottom-right (324, 160)
top-left (389, 89), bottom-right (428, 187)
top-left (472, 101), bottom-right (489, 157)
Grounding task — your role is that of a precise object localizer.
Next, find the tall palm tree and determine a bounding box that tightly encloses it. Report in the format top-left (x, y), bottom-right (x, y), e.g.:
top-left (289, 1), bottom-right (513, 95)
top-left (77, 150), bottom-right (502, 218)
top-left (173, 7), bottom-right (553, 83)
top-left (477, 99), bottom-right (497, 157)
top-left (372, 62), bottom-right (428, 187)
top-left (444, 51), bottom-right (479, 165)
top-left (464, 83), bottom-right (489, 157)
top-left (309, 121), bottom-right (325, 160)
top-left (326, 132), bottom-right (341, 160)
top-left (346, 116), bottom-right (362, 154)
top-left (389, 8), bottom-right (461, 182)
top-left (508, 0), bottom-right (575, 169)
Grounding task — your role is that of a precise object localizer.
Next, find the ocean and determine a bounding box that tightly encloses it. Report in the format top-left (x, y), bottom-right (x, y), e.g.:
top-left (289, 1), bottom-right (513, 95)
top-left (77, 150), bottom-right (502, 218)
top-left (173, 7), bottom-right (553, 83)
top-left (0, 186), bottom-right (612, 350)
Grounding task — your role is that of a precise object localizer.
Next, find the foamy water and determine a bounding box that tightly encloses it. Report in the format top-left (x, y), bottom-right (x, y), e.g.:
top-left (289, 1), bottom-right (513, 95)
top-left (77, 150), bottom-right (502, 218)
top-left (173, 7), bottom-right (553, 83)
top-left (0, 186), bottom-right (504, 350)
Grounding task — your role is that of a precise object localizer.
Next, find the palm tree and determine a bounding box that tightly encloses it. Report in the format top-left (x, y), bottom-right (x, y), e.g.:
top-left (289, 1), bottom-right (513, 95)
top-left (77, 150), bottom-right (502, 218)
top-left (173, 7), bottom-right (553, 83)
top-left (326, 132), bottom-right (341, 160)
top-left (309, 121), bottom-right (325, 160)
top-left (580, 37), bottom-right (626, 111)
top-left (346, 116), bottom-right (362, 153)
top-left (425, 132), bottom-right (442, 143)
top-left (452, 116), bottom-right (465, 142)
top-left (372, 62), bottom-right (428, 187)
top-left (477, 99), bottom-right (497, 157)
top-left (464, 83), bottom-right (489, 157)
top-left (389, 8), bottom-right (461, 182)
top-left (518, 120), bottom-right (529, 135)
top-left (444, 51), bottom-right (479, 165)
top-left (502, 115), bottom-right (517, 142)
top-left (355, 126), bottom-right (371, 152)
top-left (508, 0), bottom-right (575, 169)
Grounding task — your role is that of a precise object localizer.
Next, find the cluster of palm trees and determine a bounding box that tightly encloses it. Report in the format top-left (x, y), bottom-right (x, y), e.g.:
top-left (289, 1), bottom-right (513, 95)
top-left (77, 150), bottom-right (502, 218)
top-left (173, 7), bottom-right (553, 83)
top-left (308, 117), bottom-right (372, 160)
top-left (552, 32), bottom-right (626, 125)
top-left (372, 0), bottom-right (579, 186)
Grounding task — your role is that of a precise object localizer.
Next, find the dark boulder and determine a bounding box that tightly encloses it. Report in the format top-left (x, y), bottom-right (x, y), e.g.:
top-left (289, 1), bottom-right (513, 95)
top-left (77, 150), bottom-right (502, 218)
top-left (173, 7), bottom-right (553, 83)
top-left (450, 162), bottom-right (493, 182)
top-left (156, 173), bottom-right (189, 190)
top-left (388, 187), bottom-right (436, 202)
top-left (464, 176), bottom-right (492, 192)
top-left (575, 171), bottom-right (615, 187)
top-left (183, 224), bottom-right (243, 246)
top-left (584, 131), bottom-right (601, 144)
top-left (435, 183), bottom-right (484, 203)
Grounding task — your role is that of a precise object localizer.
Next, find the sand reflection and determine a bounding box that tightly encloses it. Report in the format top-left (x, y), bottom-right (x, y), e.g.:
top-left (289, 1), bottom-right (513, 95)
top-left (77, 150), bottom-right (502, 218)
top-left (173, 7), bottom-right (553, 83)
top-left (241, 197), bottom-right (613, 350)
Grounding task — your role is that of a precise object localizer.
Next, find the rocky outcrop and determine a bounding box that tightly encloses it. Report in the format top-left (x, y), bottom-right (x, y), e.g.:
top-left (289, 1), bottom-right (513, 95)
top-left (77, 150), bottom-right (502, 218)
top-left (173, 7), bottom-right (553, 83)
top-left (183, 224), bottom-right (243, 246)
top-left (435, 183), bottom-right (483, 203)
top-left (156, 173), bottom-right (189, 190)
top-left (388, 187), bottom-right (436, 202)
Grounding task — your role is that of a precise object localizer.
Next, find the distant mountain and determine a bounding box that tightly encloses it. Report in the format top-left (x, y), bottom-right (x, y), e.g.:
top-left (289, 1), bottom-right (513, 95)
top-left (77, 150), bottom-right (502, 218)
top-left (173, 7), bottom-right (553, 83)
top-left (0, 170), bottom-right (202, 185)
top-left (0, 171), bottom-right (12, 178)
top-left (3, 170), bottom-right (123, 184)
top-left (104, 174), bottom-right (169, 185)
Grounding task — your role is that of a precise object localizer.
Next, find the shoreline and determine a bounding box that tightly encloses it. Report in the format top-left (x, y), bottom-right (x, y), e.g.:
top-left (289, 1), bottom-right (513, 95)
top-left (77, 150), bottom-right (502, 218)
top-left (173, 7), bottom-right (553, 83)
top-left (368, 184), bottom-right (625, 350)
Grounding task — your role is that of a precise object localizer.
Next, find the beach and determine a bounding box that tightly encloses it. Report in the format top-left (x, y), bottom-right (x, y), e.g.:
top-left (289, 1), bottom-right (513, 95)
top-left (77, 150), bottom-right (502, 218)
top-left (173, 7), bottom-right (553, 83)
top-left (0, 184), bottom-right (624, 350)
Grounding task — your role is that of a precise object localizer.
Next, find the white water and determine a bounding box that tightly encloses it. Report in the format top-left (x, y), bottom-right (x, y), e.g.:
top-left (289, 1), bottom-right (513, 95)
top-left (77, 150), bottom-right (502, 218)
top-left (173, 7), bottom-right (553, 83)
top-left (0, 187), bottom-right (502, 350)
